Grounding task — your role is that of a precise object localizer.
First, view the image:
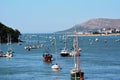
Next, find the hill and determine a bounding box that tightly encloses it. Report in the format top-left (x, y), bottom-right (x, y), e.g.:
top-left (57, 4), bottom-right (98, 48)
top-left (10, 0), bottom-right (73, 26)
top-left (0, 22), bottom-right (21, 43)
top-left (56, 18), bottom-right (120, 34)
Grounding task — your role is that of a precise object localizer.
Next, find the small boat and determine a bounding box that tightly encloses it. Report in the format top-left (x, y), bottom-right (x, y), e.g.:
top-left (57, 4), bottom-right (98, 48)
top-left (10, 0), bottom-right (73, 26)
top-left (95, 38), bottom-right (99, 42)
top-left (51, 63), bottom-right (61, 71)
top-left (0, 35), bottom-right (13, 58)
top-left (0, 50), bottom-right (13, 58)
top-left (60, 34), bottom-right (70, 57)
top-left (0, 51), bottom-right (6, 57)
top-left (51, 35), bottom-right (61, 71)
top-left (43, 53), bottom-right (52, 62)
top-left (0, 37), bottom-right (6, 57)
top-left (60, 48), bottom-right (70, 57)
top-left (6, 34), bottom-right (14, 58)
top-left (5, 51), bottom-right (13, 58)
top-left (115, 39), bottom-right (120, 42)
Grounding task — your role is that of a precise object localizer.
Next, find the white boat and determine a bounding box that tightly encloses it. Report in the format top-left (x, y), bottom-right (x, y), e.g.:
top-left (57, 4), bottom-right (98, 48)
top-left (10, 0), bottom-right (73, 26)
top-left (95, 38), bottom-right (99, 42)
top-left (51, 35), bottom-right (61, 71)
top-left (60, 48), bottom-right (70, 57)
top-left (60, 35), bottom-right (70, 57)
top-left (6, 34), bottom-right (14, 58)
top-left (51, 64), bottom-right (61, 71)
top-left (5, 52), bottom-right (13, 58)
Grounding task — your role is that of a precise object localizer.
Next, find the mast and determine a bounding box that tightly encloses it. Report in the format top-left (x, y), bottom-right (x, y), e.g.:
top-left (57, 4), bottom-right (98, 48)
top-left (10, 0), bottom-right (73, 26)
top-left (7, 34), bottom-right (12, 50)
top-left (76, 32), bottom-right (80, 71)
top-left (70, 29), bottom-right (84, 80)
top-left (0, 36), bottom-right (1, 51)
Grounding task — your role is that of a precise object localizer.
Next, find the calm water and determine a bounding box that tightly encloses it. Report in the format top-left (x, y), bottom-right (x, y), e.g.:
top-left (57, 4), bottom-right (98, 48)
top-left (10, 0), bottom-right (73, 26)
top-left (0, 34), bottom-right (120, 80)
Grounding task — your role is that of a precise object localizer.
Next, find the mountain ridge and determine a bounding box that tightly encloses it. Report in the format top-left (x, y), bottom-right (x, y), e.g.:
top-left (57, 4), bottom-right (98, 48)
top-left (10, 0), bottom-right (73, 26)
top-left (56, 18), bottom-right (120, 33)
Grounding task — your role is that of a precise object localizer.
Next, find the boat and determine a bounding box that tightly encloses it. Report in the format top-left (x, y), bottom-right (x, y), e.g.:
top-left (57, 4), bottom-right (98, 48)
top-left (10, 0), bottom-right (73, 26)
top-left (51, 35), bottom-right (61, 71)
top-left (0, 35), bottom-right (13, 58)
top-left (5, 51), bottom-right (13, 58)
top-left (51, 63), bottom-right (61, 71)
top-left (95, 38), bottom-right (99, 42)
top-left (60, 47), bottom-right (70, 57)
top-left (24, 45), bottom-right (31, 51)
top-left (70, 32), bottom-right (84, 80)
top-left (0, 39), bottom-right (6, 57)
top-left (69, 38), bottom-right (82, 57)
top-left (60, 35), bottom-right (70, 57)
top-left (0, 52), bottom-right (6, 57)
top-left (6, 34), bottom-right (14, 58)
top-left (43, 53), bottom-right (52, 62)
top-left (0, 37), bottom-right (5, 57)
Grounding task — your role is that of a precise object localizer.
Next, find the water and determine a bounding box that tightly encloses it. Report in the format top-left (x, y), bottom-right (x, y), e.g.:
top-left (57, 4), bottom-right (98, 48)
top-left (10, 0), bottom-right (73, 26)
top-left (0, 34), bottom-right (120, 80)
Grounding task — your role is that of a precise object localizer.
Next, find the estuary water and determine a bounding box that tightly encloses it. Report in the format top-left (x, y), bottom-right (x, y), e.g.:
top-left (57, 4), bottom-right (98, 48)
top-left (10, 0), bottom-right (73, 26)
top-left (0, 34), bottom-right (120, 80)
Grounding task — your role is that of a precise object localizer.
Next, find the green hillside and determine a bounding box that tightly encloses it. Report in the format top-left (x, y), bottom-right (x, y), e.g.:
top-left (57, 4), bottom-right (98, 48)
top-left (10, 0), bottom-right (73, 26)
top-left (0, 22), bottom-right (21, 43)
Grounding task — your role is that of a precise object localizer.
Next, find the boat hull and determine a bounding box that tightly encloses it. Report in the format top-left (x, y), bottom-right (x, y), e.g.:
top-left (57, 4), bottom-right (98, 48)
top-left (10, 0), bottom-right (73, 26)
top-left (60, 53), bottom-right (69, 57)
top-left (70, 70), bottom-right (84, 80)
top-left (51, 64), bottom-right (61, 71)
top-left (43, 53), bottom-right (52, 62)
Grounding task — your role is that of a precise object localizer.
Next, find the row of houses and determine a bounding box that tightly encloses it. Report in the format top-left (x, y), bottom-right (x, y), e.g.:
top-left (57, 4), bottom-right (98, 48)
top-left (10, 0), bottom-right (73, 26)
top-left (98, 28), bottom-right (120, 34)
top-left (76, 28), bottom-right (120, 35)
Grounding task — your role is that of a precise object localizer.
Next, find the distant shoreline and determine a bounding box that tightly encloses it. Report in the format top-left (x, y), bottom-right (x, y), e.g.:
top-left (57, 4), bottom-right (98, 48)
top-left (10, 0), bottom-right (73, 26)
top-left (68, 33), bottom-right (120, 36)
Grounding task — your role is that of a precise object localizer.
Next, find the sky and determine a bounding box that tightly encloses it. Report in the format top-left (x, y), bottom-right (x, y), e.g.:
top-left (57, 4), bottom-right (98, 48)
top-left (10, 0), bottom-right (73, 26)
top-left (0, 0), bottom-right (120, 33)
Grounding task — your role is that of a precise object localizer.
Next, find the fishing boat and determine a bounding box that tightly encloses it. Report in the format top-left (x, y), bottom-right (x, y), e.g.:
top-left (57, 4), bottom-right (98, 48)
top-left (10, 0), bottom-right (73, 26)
top-left (70, 33), bottom-right (84, 80)
top-left (43, 53), bottom-right (52, 62)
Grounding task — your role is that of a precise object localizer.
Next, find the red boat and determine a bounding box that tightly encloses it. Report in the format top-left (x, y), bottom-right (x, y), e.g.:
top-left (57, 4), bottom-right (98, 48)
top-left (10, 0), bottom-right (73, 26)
top-left (43, 53), bottom-right (52, 62)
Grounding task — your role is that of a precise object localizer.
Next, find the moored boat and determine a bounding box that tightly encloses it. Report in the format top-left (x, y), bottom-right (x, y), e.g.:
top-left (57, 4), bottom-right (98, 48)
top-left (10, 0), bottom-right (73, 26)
top-left (60, 48), bottom-right (70, 57)
top-left (70, 32), bottom-right (84, 80)
top-left (0, 51), bottom-right (6, 57)
top-left (60, 34), bottom-right (70, 57)
top-left (51, 35), bottom-right (61, 71)
top-left (43, 53), bottom-right (52, 62)
top-left (51, 63), bottom-right (61, 71)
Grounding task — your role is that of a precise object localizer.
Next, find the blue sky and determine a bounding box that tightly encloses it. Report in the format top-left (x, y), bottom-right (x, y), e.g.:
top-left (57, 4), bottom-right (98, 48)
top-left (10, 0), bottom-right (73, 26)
top-left (0, 0), bottom-right (120, 33)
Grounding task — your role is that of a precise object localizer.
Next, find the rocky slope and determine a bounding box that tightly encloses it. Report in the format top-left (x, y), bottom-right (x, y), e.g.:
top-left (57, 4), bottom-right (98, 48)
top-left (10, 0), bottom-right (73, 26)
top-left (56, 18), bottom-right (120, 33)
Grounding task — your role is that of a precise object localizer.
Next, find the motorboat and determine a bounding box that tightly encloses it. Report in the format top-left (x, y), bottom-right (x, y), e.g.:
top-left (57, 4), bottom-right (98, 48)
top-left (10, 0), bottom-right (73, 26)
top-left (43, 53), bottom-right (52, 62)
top-left (60, 48), bottom-right (70, 57)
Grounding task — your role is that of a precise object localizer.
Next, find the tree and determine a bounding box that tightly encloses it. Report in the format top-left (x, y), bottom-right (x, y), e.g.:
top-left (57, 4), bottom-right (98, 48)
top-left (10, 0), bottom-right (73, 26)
top-left (0, 22), bottom-right (21, 43)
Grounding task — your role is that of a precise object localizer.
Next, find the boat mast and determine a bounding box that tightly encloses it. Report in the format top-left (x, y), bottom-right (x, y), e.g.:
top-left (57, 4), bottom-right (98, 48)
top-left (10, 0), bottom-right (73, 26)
top-left (0, 36), bottom-right (2, 51)
top-left (54, 35), bottom-right (58, 62)
top-left (75, 32), bottom-right (80, 71)
top-left (7, 34), bottom-right (12, 50)
top-left (74, 27), bottom-right (80, 71)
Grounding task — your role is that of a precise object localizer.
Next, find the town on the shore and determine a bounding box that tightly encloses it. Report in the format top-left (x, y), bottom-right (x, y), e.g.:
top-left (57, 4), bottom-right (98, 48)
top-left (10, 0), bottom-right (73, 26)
top-left (76, 27), bottom-right (120, 36)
